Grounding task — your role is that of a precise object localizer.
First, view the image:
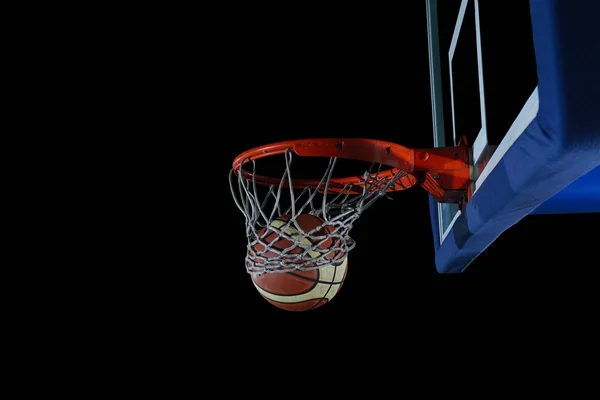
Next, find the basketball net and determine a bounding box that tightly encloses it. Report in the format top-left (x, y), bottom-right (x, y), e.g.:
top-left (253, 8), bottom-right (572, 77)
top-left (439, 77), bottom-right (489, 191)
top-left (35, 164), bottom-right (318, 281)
top-left (229, 149), bottom-right (408, 275)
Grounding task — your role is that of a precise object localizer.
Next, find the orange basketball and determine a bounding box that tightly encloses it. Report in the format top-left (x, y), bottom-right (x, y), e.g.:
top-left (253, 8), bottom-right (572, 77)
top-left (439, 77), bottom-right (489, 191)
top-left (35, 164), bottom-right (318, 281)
top-left (250, 214), bottom-right (348, 312)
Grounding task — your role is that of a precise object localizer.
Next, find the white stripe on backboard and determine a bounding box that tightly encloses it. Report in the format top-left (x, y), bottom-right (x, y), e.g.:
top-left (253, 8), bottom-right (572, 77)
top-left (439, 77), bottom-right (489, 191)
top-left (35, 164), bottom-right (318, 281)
top-left (449, 0), bottom-right (469, 147)
top-left (437, 203), bottom-right (443, 243)
top-left (473, 127), bottom-right (487, 165)
top-left (449, 0), bottom-right (469, 60)
top-left (474, 87), bottom-right (540, 193)
top-left (441, 208), bottom-right (462, 243)
top-left (473, 0), bottom-right (488, 163)
top-left (449, 62), bottom-right (457, 146)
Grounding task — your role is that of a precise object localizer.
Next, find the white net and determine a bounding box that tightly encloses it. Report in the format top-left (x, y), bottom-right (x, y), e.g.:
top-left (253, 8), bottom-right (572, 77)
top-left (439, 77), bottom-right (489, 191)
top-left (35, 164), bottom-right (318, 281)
top-left (230, 149), bottom-right (408, 275)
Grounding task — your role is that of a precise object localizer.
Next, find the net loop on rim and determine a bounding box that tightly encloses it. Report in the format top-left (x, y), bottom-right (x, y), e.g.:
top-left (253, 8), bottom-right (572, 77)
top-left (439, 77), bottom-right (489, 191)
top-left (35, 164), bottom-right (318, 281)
top-left (229, 148), bottom-right (410, 275)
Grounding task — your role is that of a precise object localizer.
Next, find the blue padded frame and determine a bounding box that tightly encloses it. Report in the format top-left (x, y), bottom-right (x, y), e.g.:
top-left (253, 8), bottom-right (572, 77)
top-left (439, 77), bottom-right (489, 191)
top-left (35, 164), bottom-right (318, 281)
top-left (430, 0), bottom-right (600, 273)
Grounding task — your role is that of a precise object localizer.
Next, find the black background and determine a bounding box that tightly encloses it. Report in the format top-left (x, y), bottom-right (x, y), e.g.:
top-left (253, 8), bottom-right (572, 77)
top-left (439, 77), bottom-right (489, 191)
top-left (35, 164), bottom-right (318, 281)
top-left (201, 2), bottom-right (598, 325)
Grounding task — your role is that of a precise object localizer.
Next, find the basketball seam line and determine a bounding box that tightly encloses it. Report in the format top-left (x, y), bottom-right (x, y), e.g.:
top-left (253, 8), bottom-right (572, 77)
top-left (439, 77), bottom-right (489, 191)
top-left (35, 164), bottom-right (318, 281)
top-left (288, 271), bottom-right (345, 285)
top-left (308, 263), bottom-right (337, 311)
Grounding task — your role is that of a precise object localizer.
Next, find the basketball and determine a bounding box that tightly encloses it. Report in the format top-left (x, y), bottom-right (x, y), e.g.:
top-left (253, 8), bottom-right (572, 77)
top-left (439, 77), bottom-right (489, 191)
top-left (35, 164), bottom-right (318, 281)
top-left (249, 214), bottom-right (348, 311)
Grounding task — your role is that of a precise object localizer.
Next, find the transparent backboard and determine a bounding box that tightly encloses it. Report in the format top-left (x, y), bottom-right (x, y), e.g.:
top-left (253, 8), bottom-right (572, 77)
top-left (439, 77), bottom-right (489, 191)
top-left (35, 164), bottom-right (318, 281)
top-left (426, 0), bottom-right (538, 244)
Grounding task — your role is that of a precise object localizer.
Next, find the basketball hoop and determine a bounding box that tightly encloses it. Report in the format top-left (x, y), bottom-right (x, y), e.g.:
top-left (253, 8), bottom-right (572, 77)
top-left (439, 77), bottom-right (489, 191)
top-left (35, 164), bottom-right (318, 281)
top-left (230, 138), bottom-right (471, 275)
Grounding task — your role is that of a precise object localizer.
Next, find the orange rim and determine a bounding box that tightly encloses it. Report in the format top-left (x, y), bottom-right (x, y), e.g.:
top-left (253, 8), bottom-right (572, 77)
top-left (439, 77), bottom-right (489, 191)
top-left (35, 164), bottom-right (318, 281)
top-left (232, 138), bottom-right (419, 193)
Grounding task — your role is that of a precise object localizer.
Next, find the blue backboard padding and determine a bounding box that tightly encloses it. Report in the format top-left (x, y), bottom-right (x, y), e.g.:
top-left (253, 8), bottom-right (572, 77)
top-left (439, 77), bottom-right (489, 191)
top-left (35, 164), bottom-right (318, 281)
top-left (430, 0), bottom-right (600, 273)
top-left (531, 165), bottom-right (600, 214)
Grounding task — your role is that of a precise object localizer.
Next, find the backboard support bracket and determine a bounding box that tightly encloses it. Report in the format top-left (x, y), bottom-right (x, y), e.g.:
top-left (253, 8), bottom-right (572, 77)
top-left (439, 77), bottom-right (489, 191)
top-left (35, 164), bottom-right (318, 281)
top-left (415, 136), bottom-right (472, 204)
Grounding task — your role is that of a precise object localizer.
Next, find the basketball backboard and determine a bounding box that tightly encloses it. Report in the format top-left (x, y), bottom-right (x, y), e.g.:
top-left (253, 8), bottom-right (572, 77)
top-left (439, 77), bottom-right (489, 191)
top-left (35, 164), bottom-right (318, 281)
top-left (426, 0), bottom-right (600, 273)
